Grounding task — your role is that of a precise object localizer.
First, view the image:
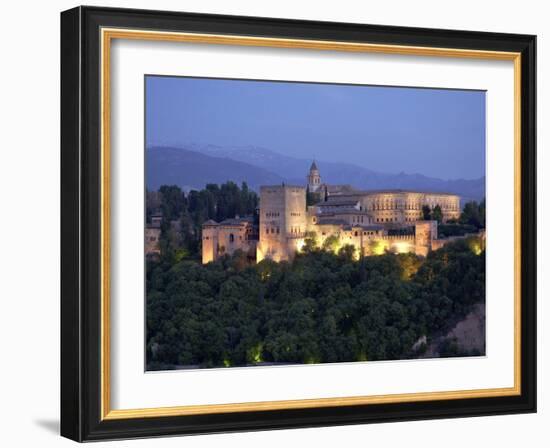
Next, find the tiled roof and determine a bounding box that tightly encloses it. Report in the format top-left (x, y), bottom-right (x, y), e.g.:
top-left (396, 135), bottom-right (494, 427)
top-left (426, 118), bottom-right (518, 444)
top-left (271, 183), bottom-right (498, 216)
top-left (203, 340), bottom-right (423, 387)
top-left (357, 224), bottom-right (384, 231)
top-left (260, 184), bottom-right (305, 190)
top-left (219, 216), bottom-right (255, 226)
top-left (325, 184), bottom-right (355, 192)
top-left (319, 198), bottom-right (360, 207)
top-left (316, 218), bottom-right (348, 226)
top-left (337, 189), bottom-right (459, 197)
top-left (317, 209), bottom-right (370, 216)
top-left (203, 219), bottom-right (218, 226)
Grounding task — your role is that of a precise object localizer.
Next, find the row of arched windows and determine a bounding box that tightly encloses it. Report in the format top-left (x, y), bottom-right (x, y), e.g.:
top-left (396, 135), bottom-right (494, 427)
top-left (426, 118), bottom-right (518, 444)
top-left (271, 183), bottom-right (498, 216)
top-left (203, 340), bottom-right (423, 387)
top-left (366, 201), bottom-right (459, 211)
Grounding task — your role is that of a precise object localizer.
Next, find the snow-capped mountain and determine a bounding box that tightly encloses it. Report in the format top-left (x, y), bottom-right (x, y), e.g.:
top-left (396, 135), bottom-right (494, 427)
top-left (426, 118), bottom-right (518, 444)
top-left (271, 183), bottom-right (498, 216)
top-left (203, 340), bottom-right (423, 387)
top-left (146, 143), bottom-right (485, 202)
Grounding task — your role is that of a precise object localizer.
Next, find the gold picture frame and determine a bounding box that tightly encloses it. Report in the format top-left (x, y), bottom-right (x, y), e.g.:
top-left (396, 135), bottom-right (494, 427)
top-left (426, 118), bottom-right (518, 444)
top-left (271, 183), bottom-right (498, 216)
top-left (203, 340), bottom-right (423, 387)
top-left (61, 6), bottom-right (536, 441)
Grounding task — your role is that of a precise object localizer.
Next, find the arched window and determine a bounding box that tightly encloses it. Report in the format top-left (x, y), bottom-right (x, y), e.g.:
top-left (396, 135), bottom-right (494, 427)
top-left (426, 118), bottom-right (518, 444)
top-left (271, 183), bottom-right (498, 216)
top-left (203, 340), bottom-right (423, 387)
top-left (229, 234), bottom-right (235, 243)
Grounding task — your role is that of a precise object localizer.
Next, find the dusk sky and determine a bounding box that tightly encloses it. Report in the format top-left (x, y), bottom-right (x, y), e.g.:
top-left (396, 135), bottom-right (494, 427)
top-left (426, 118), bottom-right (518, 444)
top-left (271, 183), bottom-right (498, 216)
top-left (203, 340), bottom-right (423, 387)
top-left (146, 76), bottom-right (486, 180)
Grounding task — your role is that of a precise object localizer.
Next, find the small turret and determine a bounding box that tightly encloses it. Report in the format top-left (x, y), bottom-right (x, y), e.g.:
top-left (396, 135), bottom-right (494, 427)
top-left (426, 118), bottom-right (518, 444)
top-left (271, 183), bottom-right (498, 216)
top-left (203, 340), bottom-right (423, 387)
top-left (307, 161), bottom-right (321, 192)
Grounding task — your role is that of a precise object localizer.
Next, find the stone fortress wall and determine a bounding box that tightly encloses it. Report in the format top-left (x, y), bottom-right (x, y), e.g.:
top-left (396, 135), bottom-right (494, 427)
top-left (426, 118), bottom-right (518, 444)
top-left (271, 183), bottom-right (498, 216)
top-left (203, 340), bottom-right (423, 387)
top-left (202, 217), bottom-right (257, 264)
top-left (201, 162), bottom-right (476, 264)
top-left (145, 212), bottom-right (162, 257)
top-left (256, 185), bottom-right (307, 262)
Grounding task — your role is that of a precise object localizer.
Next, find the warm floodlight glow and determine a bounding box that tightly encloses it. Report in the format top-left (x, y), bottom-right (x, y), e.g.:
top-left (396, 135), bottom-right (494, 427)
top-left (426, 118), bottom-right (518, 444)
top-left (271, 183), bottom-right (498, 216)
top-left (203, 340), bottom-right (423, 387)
top-left (370, 240), bottom-right (388, 255)
top-left (248, 343), bottom-right (263, 363)
top-left (305, 355), bottom-right (321, 364)
top-left (393, 242), bottom-right (412, 254)
top-left (260, 269), bottom-right (271, 281)
top-left (467, 237), bottom-right (483, 255)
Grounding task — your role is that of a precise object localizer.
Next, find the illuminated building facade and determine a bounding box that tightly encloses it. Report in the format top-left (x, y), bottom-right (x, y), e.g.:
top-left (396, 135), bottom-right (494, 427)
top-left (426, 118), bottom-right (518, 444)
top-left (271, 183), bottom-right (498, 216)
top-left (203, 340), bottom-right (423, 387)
top-left (202, 162), bottom-right (467, 264)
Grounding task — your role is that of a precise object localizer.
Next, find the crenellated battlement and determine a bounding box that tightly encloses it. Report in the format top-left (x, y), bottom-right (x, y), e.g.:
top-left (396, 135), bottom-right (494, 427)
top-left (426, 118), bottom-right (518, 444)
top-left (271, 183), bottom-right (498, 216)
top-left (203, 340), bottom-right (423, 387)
top-left (380, 234), bottom-right (415, 241)
top-left (202, 162), bottom-right (474, 264)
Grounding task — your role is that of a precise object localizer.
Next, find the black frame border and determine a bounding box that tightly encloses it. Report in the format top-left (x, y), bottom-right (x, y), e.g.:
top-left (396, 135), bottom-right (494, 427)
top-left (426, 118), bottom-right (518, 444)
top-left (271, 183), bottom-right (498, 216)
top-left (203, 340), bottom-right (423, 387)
top-left (61, 6), bottom-right (536, 442)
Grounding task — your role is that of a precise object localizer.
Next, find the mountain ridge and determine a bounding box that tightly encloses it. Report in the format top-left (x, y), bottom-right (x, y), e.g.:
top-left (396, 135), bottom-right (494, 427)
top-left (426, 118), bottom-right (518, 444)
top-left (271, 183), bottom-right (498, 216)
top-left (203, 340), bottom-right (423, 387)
top-left (146, 146), bottom-right (284, 192)
top-left (146, 144), bottom-right (485, 202)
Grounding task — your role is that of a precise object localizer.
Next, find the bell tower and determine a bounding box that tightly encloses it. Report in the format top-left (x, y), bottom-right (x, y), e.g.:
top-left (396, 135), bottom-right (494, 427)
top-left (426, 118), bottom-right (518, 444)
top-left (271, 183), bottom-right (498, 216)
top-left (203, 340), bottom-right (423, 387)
top-left (307, 161), bottom-right (321, 192)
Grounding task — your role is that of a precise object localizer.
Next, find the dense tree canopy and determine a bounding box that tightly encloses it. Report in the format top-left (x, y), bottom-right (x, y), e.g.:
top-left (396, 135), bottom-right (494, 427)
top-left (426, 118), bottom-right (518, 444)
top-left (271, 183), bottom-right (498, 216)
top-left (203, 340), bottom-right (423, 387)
top-left (421, 204), bottom-right (443, 223)
top-left (148, 182), bottom-right (259, 261)
top-left (146, 185), bottom-right (486, 369)
top-left (415, 198), bottom-right (486, 238)
top-left (146, 238), bottom-right (485, 369)
top-left (460, 199), bottom-right (486, 228)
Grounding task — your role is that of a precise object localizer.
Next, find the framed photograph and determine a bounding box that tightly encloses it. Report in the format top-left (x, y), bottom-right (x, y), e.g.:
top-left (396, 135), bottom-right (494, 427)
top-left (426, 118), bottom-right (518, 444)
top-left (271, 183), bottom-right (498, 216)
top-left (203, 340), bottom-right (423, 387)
top-left (60, 6), bottom-right (536, 442)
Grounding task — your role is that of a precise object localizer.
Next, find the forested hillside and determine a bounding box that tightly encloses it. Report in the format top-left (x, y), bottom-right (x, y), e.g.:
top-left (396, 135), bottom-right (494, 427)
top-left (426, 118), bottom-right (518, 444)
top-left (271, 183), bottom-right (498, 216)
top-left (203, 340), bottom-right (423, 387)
top-left (146, 238), bottom-right (485, 369)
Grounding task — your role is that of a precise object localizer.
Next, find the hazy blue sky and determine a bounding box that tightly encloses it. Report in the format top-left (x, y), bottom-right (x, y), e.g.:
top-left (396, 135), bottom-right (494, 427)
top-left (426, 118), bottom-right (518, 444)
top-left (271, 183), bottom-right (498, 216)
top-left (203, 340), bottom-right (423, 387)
top-left (146, 76), bottom-right (486, 180)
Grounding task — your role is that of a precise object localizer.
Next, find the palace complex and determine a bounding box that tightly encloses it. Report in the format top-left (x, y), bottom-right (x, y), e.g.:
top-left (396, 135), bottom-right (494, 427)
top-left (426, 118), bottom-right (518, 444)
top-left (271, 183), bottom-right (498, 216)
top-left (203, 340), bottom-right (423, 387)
top-left (201, 163), bottom-right (471, 264)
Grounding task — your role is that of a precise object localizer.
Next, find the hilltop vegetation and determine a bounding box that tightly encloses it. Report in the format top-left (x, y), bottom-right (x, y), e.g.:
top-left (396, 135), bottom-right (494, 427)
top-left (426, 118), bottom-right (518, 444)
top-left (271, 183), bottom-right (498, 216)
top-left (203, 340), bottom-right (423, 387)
top-left (146, 238), bottom-right (485, 369)
top-left (148, 182), bottom-right (258, 260)
top-left (147, 182), bottom-right (485, 261)
top-left (146, 183), bottom-right (486, 369)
